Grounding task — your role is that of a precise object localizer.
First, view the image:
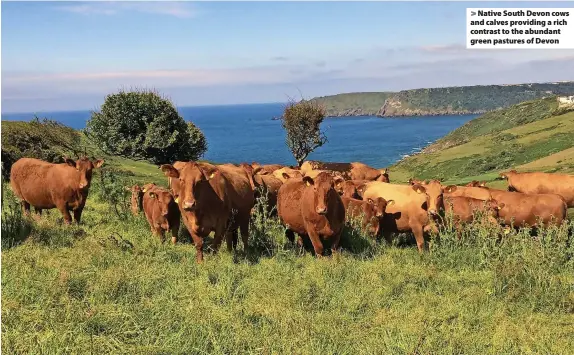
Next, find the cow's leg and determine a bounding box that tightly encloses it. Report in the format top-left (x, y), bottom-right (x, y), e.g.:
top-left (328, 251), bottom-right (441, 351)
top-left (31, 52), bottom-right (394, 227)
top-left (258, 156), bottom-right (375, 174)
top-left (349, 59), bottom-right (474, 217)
top-left (189, 231), bottom-right (204, 263)
top-left (33, 207), bottom-right (43, 220)
top-left (412, 224), bottom-right (426, 253)
top-left (171, 222), bottom-right (179, 245)
top-left (382, 229), bottom-right (394, 245)
top-left (285, 229), bottom-right (296, 244)
top-left (239, 215), bottom-right (250, 251)
top-left (330, 230), bottom-right (342, 255)
top-left (212, 224), bottom-right (227, 253)
top-left (225, 229), bottom-right (238, 252)
top-left (306, 227), bottom-right (324, 257)
top-left (72, 207), bottom-right (84, 224)
top-left (21, 201), bottom-right (31, 217)
top-left (55, 203), bottom-right (72, 225)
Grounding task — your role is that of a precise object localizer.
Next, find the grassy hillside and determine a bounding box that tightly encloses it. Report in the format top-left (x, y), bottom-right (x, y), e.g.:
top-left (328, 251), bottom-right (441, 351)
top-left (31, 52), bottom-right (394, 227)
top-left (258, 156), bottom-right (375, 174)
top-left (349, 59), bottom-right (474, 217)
top-left (2, 107), bottom-right (574, 353)
top-left (392, 97), bottom-right (574, 184)
top-left (312, 81), bottom-right (574, 117)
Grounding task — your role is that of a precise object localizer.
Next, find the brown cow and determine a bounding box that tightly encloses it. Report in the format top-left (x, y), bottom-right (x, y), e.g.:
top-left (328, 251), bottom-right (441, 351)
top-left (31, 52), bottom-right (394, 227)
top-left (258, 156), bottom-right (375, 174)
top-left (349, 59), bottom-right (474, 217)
top-left (240, 163), bottom-right (282, 216)
top-left (477, 186), bottom-right (567, 228)
top-left (342, 197), bottom-right (394, 238)
top-left (277, 172), bottom-right (346, 256)
top-left (301, 161), bottom-right (390, 182)
top-left (10, 157), bottom-right (104, 224)
top-left (465, 180), bottom-right (487, 187)
top-left (127, 185), bottom-right (143, 216)
top-left (498, 170), bottom-right (574, 207)
top-left (334, 178), bottom-right (368, 199)
top-left (273, 167), bottom-right (303, 183)
top-left (443, 196), bottom-right (505, 232)
top-left (251, 162), bottom-right (285, 175)
top-left (131, 183), bottom-right (181, 243)
top-left (362, 180), bottom-right (455, 252)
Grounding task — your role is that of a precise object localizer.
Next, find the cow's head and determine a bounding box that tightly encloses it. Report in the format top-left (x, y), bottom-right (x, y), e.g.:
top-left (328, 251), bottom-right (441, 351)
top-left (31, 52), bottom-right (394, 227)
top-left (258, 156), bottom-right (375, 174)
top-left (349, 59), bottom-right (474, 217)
top-left (65, 157), bottom-right (104, 189)
top-left (497, 170), bottom-right (517, 180)
top-left (408, 178), bottom-right (426, 186)
top-left (412, 180), bottom-right (456, 216)
top-left (485, 198), bottom-right (505, 217)
top-left (303, 172), bottom-right (335, 215)
top-left (367, 197), bottom-right (395, 218)
top-left (148, 188), bottom-right (176, 221)
top-left (160, 162), bottom-right (219, 211)
top-left (127, 185), bottom-right (143, 215)
top-left (376, 168), bottom-right (390, 183)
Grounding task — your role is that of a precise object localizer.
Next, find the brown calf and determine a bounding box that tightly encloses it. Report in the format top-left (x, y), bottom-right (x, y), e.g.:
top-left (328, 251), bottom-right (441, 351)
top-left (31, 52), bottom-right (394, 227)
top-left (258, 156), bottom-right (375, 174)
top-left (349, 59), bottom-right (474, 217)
top-left (342, 197), bottom-right (394, 238)
top-left (10, 157), bottom-right (104, 224)
top-left (131, 183), bottom-right (181, 243)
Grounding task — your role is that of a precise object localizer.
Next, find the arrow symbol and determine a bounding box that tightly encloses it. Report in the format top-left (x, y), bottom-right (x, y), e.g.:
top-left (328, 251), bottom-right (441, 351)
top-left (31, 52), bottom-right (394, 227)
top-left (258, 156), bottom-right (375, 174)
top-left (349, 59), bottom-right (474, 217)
top-left (471, 11), bottom-right (476, 16)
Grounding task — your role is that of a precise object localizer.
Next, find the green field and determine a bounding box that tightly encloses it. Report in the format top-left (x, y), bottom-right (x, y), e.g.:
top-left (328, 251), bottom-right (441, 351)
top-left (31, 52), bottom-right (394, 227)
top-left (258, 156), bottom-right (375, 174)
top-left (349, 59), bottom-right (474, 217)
top-left (2, 97), bottom-right (574, 354)
top-left (312, 82), bottom-right (574, 118)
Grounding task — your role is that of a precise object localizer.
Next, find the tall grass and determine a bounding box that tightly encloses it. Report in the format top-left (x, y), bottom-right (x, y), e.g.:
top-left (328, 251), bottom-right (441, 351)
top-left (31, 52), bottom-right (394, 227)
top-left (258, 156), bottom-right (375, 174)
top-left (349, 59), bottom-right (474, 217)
top-left (2, 183), bottom-right (573, 354)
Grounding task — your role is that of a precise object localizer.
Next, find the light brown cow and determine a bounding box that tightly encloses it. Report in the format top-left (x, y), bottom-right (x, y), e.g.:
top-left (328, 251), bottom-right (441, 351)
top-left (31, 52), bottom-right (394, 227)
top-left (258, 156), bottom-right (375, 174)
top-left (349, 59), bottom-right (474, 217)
top-left (477, 186), bottom-right (567, 228)
top-left (444, 185), bottom-right (493, 201)
top-left (272, 167), bottom-right (303, 183)
top-left (161, 162), bottom-right (237, 262)
top-left (277, 172), bottom-right (346, 256)
top-left (130, 183), bottom-right (181, 243)
top-left (10, 157), bottom-right (104, 224)
top-left (498, 170), bottom-right (574, 207)
top-left (362, 180), bottom-right (455, 252)
top-left (342, 196), bottom-right (394, 238)
top-left (301, 161), bottom-right (390, 182)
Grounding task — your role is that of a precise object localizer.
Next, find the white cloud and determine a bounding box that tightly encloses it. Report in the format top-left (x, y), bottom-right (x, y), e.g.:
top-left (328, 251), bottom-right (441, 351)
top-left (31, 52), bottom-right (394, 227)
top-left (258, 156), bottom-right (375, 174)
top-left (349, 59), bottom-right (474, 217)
top-left (57, 2), bottom-right (199, 18)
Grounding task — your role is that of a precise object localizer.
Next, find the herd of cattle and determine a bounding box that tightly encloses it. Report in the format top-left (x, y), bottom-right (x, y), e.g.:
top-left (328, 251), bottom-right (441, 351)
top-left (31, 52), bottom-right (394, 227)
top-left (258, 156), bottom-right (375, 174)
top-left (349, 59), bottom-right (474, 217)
top-left (8, 157), bottom-right (574, 263)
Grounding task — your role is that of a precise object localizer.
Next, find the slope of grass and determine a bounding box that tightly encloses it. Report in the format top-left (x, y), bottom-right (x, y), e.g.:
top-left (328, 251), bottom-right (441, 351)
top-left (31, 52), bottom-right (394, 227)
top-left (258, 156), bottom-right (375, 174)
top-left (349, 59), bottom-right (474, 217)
top-left (392, 98), bottom-right (574, 183)
top-left (2, 179), bottom-right (573, 354)
top-left (311, 82), bottom-right (574, 117)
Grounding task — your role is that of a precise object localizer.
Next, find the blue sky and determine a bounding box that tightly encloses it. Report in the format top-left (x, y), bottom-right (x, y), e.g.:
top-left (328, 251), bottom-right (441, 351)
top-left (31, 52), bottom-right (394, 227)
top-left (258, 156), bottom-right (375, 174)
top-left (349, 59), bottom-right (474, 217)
top-left (2, 1), bottom-right (574, 113)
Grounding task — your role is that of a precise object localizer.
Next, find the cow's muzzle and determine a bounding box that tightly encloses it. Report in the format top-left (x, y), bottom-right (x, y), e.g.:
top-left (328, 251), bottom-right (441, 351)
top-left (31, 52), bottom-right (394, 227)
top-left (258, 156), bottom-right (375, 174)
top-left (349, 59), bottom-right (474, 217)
top-left (316, 207), bottom-right (327, 215)
top-left (183, 200), bottom-right (196, 210)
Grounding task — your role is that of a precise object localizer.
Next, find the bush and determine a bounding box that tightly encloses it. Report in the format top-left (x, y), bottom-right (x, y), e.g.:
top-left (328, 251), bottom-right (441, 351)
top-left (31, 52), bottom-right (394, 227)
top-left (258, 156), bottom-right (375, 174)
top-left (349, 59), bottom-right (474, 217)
top-left (85, 89), bottom-right (207, 164)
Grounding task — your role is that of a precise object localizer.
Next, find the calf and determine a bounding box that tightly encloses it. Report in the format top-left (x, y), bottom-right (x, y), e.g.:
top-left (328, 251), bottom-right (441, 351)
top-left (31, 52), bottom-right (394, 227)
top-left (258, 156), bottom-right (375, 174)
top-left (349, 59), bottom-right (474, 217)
top-left (334, 178), bottom-right (366, 199)
top-left (277, 172), bottom-right (346, 256)
top-left (363, 180), bottom-right (455, 252)
top-left (342, 196), bottom-right (394, 238)
top-left (136, 183), bottom-right (181, 244)
top-left (443, 196), bottom-right (504, 232)
top-left (10, 157), bottom-right (104, 224)
top-left (498, 170), bottom-right (574, 207)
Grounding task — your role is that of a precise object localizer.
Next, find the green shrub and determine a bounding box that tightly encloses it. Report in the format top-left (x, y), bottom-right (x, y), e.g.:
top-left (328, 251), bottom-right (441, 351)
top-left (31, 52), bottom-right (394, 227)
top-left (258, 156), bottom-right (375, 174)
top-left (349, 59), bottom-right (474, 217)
top-left (85, 89), bottom-right (207, 164)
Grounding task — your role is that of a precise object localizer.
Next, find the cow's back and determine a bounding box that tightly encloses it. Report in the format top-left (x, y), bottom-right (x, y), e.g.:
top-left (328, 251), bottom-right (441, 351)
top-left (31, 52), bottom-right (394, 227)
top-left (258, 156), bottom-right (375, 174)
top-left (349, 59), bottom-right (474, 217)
top-left (445, 186), bottom-right (492, 201)
top-left (10, 158), bottom-right (75, 208)
top-left (509, 172), bottom-right (574, 206)
top-left (350, 162), bottom-right (382, 181)
top-left (216, 164), bottom-right (255, 213)
top-left (488, 189), bottom-right (566, 227)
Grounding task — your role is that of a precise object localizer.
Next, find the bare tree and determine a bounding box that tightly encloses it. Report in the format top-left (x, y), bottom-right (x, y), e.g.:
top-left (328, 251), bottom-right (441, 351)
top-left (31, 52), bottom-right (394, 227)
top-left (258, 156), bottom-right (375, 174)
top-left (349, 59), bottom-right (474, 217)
top-left (280, 98), bottom-right (328, 167)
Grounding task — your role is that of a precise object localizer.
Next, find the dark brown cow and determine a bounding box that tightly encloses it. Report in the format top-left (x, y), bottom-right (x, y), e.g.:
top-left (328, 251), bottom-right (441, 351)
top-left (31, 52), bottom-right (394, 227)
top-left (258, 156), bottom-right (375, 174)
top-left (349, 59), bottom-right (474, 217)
top-left (477, 186), bottom-right (567, 228)
top-left (10, 157), bottom-right (104, 224)
top-left (131, 183), bottom-right (181, 243)
top-left (342, 196), bottom-right (394, 238)
top-left (277, 172), bottom-right (346, 256)
top-left (362, 180), bottom-right (455, 251)
top-left (498, 170), bottom-right (574, 207)
top-left (301, 160), bottom-right (390, 182)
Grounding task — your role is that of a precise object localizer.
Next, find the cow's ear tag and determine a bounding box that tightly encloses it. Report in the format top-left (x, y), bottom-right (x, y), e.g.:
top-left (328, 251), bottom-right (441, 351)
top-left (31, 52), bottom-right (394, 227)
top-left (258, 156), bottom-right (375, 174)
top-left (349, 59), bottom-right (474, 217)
top-left (209, 172), bottom-right (216, 179)
top-left (142, 188), bottom-right (147, 193)
top-left (305, 180), bottom-right (311, 187)
top-left (175, 197), bottom-right (179, 204)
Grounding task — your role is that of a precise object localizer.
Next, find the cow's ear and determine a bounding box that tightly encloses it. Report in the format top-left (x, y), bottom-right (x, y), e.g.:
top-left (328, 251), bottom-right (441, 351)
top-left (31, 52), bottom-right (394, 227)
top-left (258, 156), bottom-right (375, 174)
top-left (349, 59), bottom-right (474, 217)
top-left (334, 177), bottom-right (344, 187)
top-left (93, 159), bottom-right (104, 168)
top-left (480, 181), bottom-right (487, 187)
top-left (444, 185), bottom-right (457, 193)
top-left (387, 199), bottom-right (395, 206)
top-left (253, 167), bottom-right (263, 175)
top-left (202, 167), bottom-right (218, 180)
top-left (497, 203), bottom-right (505, 210)
top-left (148, 191), bottom-right (157, 199)
top-left (412, 184), bottom-right (426, 194)
top-left (303, 176), bottom-right (314, 186)
top-left (64, 158), bottom-right (76, 168)
top-left (367, 198), bottom-right (374, 205)
top-left (174, 196), bottom-right (179, 204)
top-left (160, 164), bottom-right (179, 178)
top-left (282, 172), bottom-right (290, 180)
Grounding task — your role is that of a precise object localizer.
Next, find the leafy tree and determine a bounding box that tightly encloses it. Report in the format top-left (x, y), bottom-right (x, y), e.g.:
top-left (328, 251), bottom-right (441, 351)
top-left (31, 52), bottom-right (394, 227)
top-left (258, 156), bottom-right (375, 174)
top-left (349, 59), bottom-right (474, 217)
top-left (280, 98), bottom-right (327, 167)
top-left (85, 89), bottom-right (207, 164)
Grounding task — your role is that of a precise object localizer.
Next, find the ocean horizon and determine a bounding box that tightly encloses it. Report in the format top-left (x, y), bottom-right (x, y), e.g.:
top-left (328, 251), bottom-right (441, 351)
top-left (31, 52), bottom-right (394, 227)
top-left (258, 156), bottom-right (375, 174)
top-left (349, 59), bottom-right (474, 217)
top-left (1, 103), bottom-right (477, 168)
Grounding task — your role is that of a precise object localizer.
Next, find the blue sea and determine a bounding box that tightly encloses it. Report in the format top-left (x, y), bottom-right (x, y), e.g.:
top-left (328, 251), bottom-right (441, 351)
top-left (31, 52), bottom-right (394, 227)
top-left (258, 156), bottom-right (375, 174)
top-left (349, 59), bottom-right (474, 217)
top-left (1, 103), bottom-right (477, 168)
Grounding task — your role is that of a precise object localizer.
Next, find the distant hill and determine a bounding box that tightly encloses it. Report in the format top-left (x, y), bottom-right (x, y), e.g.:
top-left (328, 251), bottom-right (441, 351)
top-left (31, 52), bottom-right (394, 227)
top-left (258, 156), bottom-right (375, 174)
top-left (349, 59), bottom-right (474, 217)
top-left (312, 82), bottom-right (574, 117)
top-left (391, 96), bottom-right (574, 184)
